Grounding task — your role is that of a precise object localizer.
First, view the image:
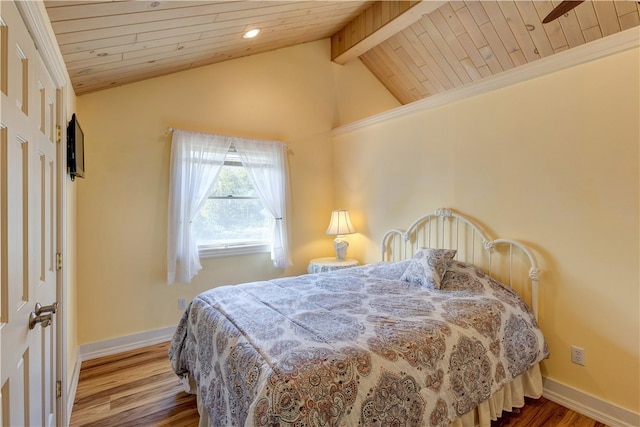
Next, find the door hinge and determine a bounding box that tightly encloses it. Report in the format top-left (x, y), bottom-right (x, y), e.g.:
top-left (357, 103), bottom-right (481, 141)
top-left (56, 252), bottom-right (62, 270)
top-left (56, 380), bottom-right (62, 398)
top-left (56, 125), bottom-right (62, 143)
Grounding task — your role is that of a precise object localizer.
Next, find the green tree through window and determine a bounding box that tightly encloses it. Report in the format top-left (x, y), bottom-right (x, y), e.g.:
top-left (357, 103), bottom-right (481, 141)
top-left (192, 156), bottom-right (272, 247)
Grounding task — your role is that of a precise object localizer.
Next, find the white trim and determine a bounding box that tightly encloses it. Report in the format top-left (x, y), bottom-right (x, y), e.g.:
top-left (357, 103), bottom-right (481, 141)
top-left (199, 242), bottom-right (270, 258)
top-left (333, 27), bottom-right (640, 136)
top-left (55, 89), bottom-right (70, 427)
top-left (79, 325), bottom-right (177, 361)
top-left (66, 352), bottom-right (81, 420)
top-left (13, 1), bottom-right (70, 88)
top-left (543, 378), bottom-right (640, 427)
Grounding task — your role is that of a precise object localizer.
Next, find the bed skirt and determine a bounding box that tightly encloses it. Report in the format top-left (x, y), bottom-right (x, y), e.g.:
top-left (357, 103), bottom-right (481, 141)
top-left (449, 363), bottom-right (543, 427)
top-left (184, 362), bottom-right (543, 427)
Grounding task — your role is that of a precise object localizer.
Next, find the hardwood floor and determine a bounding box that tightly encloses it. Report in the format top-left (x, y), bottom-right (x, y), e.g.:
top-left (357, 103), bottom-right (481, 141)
top-left (70, 342), bottom-right (607, 427)
top-left (70, 342), bottom-right (198, 427)
top-left (491, 397), bottom-right (607, 427)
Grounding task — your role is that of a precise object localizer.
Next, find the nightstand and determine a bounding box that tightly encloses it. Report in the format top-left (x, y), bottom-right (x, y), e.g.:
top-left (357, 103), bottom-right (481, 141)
top-left (307, 257), bottom-right (359, 274)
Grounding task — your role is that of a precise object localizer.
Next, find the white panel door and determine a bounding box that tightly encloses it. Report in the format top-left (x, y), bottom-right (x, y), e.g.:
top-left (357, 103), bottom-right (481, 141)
top-left (1, 1), bottom-right (58, 426)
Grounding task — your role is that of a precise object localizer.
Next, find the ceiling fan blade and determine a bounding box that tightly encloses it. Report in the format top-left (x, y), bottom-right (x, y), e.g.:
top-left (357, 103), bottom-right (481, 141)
top-left (542, 0), bottom-right (584, 23)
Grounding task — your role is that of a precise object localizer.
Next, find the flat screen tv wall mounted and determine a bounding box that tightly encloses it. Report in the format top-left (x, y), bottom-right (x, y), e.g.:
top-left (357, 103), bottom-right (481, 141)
top-left (67, 113), bottom-right (85, 181)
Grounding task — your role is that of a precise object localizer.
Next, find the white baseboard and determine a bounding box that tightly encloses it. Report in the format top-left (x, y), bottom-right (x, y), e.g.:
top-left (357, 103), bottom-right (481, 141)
top-left (79, 325), bottom-right (176, 361)
top-left (543, 378), bottom-right (640, 427)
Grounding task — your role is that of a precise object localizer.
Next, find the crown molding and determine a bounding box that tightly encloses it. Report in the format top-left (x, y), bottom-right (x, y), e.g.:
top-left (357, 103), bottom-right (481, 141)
top-left (333, 27), bottom-right (640, 136)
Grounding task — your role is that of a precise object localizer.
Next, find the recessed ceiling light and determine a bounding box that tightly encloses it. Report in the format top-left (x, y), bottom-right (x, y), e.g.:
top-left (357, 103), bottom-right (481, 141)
top-left (242, 28), bottom-right (260, 39)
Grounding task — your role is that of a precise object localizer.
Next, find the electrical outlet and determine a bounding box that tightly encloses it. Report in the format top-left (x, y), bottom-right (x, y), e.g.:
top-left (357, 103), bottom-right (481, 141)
top-left (571, 345), bottom-right (585, 366)
top-left (178, 297), bottom-right (186, 310)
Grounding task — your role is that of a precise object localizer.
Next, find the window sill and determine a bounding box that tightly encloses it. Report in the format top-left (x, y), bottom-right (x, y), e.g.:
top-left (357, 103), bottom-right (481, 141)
top-left (198, 243), bottom-right (270, 259)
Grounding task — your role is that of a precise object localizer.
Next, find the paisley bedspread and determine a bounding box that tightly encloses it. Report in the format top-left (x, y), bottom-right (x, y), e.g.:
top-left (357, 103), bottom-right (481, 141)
top-left (169, 260), bottom-right (549, 427)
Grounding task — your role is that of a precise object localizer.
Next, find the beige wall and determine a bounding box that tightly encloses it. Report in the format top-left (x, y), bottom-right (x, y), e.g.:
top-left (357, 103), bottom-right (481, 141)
top-left (72, 22), bottom-right (639, 416)
top-left (332, 47), bottom-right (640, 414)
top-left (75, 39), bottom-right (399, 344)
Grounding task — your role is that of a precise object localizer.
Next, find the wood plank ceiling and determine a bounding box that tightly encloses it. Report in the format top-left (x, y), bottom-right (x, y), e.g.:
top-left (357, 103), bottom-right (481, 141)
top-left (44, 1), bottom-right (640, 103)
top-left (44, 1), bottom-right (375, 95)
top-left (357, 1), bottom-right (640, 104)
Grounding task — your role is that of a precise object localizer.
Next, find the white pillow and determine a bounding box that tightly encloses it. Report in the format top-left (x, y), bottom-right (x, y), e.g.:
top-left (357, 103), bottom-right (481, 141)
top-left (400, 248), bottom-right (457, 289)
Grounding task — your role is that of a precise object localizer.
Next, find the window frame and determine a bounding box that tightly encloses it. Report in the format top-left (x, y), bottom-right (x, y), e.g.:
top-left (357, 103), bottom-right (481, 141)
top-left (195, 149), bottom-right (272, 259)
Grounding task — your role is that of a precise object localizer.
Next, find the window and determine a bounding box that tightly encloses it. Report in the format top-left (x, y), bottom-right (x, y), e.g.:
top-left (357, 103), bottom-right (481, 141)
top-left (167, 129), bottom-right (291, 284)
top-left (193, 148), bottom-right (273, 256)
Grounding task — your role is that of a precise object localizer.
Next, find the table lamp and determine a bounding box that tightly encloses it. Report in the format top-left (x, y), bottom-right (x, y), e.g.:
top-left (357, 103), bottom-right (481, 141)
top-left (326, 210), bottom-right (356, 260)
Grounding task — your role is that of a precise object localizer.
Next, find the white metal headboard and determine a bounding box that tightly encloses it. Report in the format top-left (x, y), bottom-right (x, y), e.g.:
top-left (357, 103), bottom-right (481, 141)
top-left (380, 208), bottom-right (541, 319)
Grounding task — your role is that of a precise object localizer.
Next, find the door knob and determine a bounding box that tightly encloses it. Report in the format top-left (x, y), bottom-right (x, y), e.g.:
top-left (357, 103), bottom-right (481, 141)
top-left (29, 312), bottom-right (52, 329)
top-left (35, 302), bottom-right (58, 315)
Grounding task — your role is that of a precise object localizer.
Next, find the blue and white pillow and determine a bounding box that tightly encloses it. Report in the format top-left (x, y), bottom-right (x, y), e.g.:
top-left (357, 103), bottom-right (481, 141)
top-left (400, 248), bottom-right (457, 289)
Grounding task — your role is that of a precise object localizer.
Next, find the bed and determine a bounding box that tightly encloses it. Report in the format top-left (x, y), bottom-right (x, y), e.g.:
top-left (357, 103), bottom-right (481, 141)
top-left (169, 208), bottom-right (549, 427)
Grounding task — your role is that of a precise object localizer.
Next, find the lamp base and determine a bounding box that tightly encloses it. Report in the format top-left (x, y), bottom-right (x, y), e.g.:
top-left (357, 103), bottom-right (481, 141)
top-left (333, 236), bottom-right (349, 260)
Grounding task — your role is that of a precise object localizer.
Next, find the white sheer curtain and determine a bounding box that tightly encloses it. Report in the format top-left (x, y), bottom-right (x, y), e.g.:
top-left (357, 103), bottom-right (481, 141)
top-left (234, 139), bottom-right (292, 269)
top-left (167, 129), bottom-right (291, 284)
top-left (167, 130), bottom-right (231, 284)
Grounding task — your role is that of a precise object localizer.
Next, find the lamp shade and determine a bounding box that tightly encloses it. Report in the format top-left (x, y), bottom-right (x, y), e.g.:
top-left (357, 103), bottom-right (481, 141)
top-left (326, 210), bottom-right (356, 236)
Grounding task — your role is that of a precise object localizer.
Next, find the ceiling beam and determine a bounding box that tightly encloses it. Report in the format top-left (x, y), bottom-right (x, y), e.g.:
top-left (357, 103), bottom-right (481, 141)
top-left (331, 0), bottom-right (445, 64)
